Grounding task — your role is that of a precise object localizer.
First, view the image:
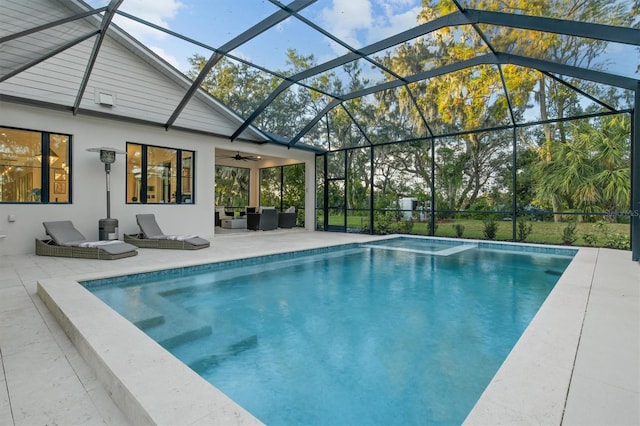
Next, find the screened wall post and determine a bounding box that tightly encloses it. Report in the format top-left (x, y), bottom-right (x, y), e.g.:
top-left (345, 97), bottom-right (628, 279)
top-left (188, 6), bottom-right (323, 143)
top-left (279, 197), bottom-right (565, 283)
top-left (632, 83), bottom-right (640, 262)
top-left (343, 151), bottom-right (348, 230)
top-left (323, 154), bottom-right (329, 231)
top-left (430, 137), bottom-right (436, 236)
top-left (512, 127), bottom-right (517, 241)
top-left (370, 146), bottom-right (374, 235)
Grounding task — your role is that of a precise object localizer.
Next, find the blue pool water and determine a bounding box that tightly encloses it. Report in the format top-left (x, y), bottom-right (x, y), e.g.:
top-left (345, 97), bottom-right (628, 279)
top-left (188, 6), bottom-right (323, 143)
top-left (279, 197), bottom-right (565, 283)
top-left (84, 237), bottom-right (575, 425)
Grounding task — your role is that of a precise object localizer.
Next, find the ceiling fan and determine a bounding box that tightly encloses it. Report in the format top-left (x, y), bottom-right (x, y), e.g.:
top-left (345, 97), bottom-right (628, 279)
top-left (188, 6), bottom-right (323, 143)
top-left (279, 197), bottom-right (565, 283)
top-left (217, 151), bottom-right (260, 161)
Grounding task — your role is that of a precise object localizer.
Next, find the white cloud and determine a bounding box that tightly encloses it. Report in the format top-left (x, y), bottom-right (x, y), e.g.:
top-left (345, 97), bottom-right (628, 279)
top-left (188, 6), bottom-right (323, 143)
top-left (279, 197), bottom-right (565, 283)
top-left (368, 4), bottom-right (422, 43)
top-left (320, 0), bottom-right (373, 50)
top-left (114, 0), bottom-right (183, 41)
top-left (149, 46), bottom-right (184, 71)
top-left (320, 0), bottom-right (422, 55)
top-left (109, 0), bottom-right (188, 72)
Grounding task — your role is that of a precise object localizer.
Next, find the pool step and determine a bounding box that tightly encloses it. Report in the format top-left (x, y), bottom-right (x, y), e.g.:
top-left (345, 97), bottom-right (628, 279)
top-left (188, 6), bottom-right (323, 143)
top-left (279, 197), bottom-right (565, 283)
top-left (187, 335), bottom-right (259, 373)
top-left (362, 243), bottom-right (477, 256)
top-left (170, 316), bottom-right (259, 373)
top-left (115, 302), bottom-right (165, 330)
top-left (137, 292), bottom-right (212, 349)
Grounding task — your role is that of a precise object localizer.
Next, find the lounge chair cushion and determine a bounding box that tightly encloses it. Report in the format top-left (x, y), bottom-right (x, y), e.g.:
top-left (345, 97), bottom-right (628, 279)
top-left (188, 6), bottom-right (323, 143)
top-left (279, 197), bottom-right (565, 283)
top-left (43, 220), bottom-right (88, 246)
top-left (77, 240), bottom-right (140, 255)
top-left (136, 214), bottom-right (210, 247)
top-left (137, 214), bottom-right (165, 239)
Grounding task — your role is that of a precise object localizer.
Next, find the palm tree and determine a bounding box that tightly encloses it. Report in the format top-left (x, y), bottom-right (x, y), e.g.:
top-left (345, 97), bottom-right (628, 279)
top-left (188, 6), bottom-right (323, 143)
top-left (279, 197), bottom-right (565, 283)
top-left (534, 114), bottom-right (630, 221)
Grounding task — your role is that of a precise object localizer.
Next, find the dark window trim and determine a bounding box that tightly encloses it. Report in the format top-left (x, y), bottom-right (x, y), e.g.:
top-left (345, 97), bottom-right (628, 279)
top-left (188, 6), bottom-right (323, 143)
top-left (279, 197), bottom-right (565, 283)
top-left (0, 125), bottom-right (72, 204)
top-left (126, 142), bottom-right (196, 205)
top-left (259, 162), bottom-right (305, 211)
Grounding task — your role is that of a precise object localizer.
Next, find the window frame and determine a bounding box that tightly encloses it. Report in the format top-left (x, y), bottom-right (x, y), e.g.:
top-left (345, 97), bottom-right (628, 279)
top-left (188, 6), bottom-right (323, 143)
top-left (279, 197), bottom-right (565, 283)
top-left (0, 125), bottom-right (72, 204)
top-left (259, 162), bottom-right (305, 211)
top-left (126, 142), bottom-right (196, 205)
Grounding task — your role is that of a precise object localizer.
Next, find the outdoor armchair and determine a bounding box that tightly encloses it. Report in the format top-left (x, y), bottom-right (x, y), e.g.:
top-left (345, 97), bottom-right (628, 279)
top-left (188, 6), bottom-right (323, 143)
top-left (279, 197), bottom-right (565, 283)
top-left (247, 207), bottom-right (278, 231)
top-left (278, 207), bottom-right (297, 228)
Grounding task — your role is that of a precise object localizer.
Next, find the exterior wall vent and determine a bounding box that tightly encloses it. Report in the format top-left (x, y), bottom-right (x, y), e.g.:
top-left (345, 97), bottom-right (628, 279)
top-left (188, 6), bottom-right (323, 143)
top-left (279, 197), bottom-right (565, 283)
top-left (98, 92), bottom-right (114, 107)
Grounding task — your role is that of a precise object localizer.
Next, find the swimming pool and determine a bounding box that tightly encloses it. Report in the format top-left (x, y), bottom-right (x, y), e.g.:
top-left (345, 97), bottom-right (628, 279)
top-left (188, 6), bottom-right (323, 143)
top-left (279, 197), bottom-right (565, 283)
top-left (83, 237), bottom-right (575, 425)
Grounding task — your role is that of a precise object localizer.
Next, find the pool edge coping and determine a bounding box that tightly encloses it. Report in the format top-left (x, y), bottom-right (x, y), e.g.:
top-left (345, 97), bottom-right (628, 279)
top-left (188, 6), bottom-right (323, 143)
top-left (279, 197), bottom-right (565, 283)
top-left (36, 278), bottom-right (264, 426)
top-left (463, 247), bottom-right (598, 424)
top-left (36, 237), bottom-right (591, 425)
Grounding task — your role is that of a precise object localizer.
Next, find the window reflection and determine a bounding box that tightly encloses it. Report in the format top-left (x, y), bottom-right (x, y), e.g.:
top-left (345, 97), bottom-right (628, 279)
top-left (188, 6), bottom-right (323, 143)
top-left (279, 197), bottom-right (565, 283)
top-left (0, 127), bottom-right (71, 203)
top-left (126, 143), bottom-right (195, 204)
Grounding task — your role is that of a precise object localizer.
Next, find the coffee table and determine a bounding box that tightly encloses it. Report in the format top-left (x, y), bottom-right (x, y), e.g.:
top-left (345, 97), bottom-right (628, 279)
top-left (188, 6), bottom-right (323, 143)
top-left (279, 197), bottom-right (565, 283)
top-left (221, 218), bottom-right (247, 229)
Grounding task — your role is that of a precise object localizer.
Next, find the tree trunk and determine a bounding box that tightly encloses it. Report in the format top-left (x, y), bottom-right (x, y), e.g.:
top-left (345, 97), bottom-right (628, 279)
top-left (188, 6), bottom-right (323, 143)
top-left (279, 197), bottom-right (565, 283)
top-left (538, 79), bottom-right (562, 222)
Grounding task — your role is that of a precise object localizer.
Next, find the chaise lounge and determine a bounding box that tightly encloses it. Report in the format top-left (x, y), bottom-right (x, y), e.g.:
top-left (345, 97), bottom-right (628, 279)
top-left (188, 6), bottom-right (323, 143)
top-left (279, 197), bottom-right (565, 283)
top-left (36, 220), bottom-right (138, 260)
top-left (124, 213), bottom-right (210, 249)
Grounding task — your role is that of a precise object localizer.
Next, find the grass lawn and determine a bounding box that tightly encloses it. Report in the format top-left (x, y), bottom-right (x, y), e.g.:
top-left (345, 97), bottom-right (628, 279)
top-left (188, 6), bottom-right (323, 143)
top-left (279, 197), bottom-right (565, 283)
top-left (429, 219), bottom-right (628, 246)
top-left (321, 215), bottom-right (630, 249)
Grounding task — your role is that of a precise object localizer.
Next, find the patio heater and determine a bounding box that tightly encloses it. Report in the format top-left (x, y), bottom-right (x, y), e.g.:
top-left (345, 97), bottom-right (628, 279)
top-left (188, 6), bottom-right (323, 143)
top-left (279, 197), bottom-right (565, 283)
top-left (87, 147), bottom-right (126, 240)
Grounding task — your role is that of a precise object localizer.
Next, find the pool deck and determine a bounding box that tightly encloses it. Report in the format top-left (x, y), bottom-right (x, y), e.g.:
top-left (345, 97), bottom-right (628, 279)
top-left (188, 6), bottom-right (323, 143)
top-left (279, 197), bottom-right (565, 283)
top-left (1, 230), bottom-right (638, 425)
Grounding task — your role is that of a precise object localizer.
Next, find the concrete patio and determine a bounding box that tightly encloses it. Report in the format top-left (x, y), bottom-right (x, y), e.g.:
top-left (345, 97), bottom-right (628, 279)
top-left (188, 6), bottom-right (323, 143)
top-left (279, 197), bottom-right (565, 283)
top-left (0, 230), bottom-right (638, 425)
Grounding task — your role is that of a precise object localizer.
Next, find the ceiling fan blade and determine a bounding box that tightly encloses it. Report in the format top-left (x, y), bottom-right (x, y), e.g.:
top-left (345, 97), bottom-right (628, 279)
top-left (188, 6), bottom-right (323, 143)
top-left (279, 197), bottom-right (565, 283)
top-left (216, 152), bottom-right (259, 161)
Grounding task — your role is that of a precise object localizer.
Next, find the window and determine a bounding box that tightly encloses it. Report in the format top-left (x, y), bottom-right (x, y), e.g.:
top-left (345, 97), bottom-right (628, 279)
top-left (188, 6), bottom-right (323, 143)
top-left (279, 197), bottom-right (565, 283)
top-left (0, 126), bottom-right (71, 203)
top-left (215, 165), bottom-right (249, 208)
top-left (260, 163), bottom-right (305, 211)
top-left (126, 143), bottom-right (195, 204)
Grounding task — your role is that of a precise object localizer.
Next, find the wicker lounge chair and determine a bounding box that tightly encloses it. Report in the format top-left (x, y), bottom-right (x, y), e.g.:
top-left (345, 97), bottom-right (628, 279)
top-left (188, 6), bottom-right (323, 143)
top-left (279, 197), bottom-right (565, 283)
top-left (124, 214), bottom-right (210, 249)
top-left (36, 221), bottom-right (138, 260)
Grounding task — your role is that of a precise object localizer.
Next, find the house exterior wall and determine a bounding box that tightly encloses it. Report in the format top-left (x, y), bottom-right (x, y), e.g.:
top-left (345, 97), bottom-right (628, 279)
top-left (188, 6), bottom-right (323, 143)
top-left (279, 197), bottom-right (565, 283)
top-left (1, 0), bottom-right (264, 141)
top-left (1, 102), bottom-right (316, 255)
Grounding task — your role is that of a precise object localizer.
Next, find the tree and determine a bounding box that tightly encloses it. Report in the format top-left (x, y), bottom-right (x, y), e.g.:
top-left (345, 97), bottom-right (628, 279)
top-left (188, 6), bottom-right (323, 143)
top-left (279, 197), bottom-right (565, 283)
top-left (534, 114), bottom-right (630, 221)
top-left (215, 165), bottom-right (249, 207)
top-left (513, 0), bottom-right (636, 220)
top-left (373, 2), bottom-right (538, 211)
top-left (187, 55), bottom-right (273, 119)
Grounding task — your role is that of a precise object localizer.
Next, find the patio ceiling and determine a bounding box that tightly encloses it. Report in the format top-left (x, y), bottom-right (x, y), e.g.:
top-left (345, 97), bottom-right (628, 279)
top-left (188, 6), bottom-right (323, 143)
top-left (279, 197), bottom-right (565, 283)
top-left (1, 0), bottom-right (638, 152)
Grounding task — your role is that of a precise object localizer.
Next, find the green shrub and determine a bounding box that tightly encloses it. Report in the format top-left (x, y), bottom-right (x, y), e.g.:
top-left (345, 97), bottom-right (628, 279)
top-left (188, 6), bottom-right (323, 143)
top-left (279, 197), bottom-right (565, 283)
top-left (453, 223), bottom-right (465, 237)
top-left (516, 219), bottom-right (532, 242)
top-left (593, 220), bottom-right (608, 234)
top-left (482, 218), bottom-right (498, 240)
top-left (582, 232), bottom-right (599, 246)
top-left (374, 212), bottom-right (393, 235)
top-left (396, 220), bottom-right (414, 234)
top-left (603, 233), bottom-right (630, 250)
top-left (585, 221), bottom-right (630, 250)
top-left (562, 221), bottom-right (578, 245)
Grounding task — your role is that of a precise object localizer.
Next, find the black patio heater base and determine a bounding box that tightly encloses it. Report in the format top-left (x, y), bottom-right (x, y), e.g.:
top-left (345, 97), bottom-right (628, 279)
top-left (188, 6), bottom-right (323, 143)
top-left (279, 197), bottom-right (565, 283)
top-left (98, 217), bottom-right (119, 241)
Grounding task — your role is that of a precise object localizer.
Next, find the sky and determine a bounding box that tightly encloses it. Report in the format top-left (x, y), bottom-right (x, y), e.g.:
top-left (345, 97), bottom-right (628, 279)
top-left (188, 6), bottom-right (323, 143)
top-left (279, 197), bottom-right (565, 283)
top-left (108, 0), bottom-right (639, 82)
top-left (111, 0), bottom-right (425, 73)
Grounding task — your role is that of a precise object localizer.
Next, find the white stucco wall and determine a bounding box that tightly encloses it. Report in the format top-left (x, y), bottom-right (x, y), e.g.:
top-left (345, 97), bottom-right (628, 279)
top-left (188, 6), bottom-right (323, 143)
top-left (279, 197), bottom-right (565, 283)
top-left (1, 102), bottom-right (316, 255)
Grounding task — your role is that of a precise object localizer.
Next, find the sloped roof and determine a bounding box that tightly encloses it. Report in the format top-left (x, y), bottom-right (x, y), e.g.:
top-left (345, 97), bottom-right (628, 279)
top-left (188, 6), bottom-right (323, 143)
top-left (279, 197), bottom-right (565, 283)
top-left (1, 0), bottom-right (638, 153)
